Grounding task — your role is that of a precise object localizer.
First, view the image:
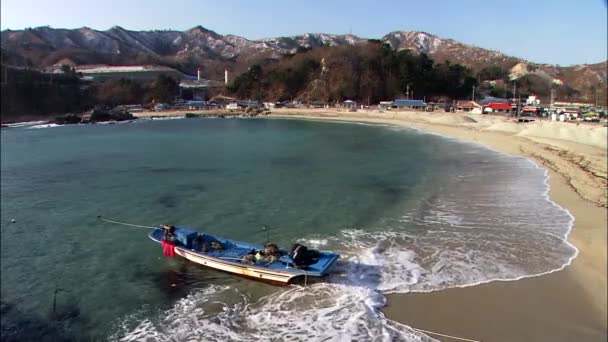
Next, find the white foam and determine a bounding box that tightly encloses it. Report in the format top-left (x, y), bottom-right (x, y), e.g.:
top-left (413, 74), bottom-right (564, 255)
top-left (4, 120), bottom-right (48, 127)
top-left (296, 238), bottom-right (328, 248)
top-left (148, 116), bottom-right (186, 121)
top-left (28, 123), bottom-right (62, 129)
top-left (115, 283), bottom-right (430, 342)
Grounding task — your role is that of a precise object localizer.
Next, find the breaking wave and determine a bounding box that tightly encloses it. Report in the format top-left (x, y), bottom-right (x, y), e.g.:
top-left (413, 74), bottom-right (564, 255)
top-left (112, 240), bottom-right (432, 342)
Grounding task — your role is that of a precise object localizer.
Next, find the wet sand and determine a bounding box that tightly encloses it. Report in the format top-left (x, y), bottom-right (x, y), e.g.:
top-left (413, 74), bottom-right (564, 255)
top-left (267, 109), bottom-right (607, 342)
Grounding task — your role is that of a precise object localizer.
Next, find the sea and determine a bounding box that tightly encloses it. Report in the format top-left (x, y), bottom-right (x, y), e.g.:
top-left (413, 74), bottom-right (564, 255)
top-left (0, 117), bottom-right (577, 341)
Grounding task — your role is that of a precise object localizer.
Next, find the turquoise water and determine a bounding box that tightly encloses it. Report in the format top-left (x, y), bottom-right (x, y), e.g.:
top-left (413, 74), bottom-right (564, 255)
top-left (1, 118), bottom-right (575, 341)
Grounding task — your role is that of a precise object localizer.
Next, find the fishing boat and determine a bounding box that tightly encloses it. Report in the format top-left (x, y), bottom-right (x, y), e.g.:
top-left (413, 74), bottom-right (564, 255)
top-left (148, 226), bottom-right (340, 285)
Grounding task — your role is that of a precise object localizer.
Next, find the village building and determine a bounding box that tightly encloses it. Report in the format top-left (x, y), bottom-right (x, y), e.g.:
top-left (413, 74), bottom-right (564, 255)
top-left (521, 105), bottom-right (539, 116)
top-left (455, 100), bottom-right (482, 113)
top-left (479, 96), bottom-right (510, 105)
top-left (179, 79), bottom-right (210, 101)
top-left (342, 100), bottom-right (357, 110)
top-left (73, 64), bottom-right (182, 81)
top-left (378, 101), bottom-right (393, 110)
top-left (393, 99), bottom-right (427, 110)
top-left (309, 100), bottom-right (328, 108)
top-left (484, 102), bottom-right (512, 114)
top-left (525, 95), bottom-right (541, 106)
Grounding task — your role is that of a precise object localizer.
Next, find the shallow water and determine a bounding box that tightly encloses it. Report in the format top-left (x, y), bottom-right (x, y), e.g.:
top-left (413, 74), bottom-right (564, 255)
top-left (0, 118), bottom-right (576, 341)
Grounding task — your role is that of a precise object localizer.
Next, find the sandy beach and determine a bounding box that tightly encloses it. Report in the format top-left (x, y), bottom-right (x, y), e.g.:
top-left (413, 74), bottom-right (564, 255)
top-left (263, 109), bottom-right (607, 341)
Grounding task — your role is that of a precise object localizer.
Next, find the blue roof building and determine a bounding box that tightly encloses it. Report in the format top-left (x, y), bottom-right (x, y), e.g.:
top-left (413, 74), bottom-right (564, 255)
top-left (186, 100), bottom-right (206, 108)
top-left (393, 99), bottom-right (427, 107)
top-left (479, 96), bottom-right (509, 105)
top-left (237, 100), bottom-right (261, 107)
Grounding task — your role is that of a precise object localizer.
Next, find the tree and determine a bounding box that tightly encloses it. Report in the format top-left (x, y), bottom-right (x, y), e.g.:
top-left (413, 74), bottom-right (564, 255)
top-left (478, 66), bottom-right (508, 81)
top-left (95, 78), bottom-right (146, 106)
top-left (152, 74), bottom-right (178, 103)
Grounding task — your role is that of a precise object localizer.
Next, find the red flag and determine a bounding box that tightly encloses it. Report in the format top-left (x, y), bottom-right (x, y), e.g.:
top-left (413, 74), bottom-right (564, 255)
top-left (161, 239), bottom-right (176, 257)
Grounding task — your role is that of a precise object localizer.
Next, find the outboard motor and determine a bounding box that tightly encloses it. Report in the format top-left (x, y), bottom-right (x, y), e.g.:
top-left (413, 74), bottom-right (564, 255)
top-left (289, 244), bottom-right (320, 267)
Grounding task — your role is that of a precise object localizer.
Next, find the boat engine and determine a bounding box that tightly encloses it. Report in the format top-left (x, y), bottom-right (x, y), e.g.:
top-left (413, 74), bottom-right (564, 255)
top-left (289, 243), bottom-right (320, 267)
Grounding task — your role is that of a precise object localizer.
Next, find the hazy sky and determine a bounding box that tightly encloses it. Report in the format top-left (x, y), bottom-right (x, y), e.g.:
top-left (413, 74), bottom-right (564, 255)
top-left (1, 0), bottom-right (606, 65)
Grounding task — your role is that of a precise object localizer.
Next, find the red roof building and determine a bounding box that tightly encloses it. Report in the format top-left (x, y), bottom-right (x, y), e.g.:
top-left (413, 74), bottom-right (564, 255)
top-left (486, 102), bottom-right (512, 110)
top-left (522, 106), bottom-right (538, 112)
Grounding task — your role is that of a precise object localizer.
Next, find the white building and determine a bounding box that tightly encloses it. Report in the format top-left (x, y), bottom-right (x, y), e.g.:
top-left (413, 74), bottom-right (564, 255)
top-left (525, 95), bottom-right (540, 106)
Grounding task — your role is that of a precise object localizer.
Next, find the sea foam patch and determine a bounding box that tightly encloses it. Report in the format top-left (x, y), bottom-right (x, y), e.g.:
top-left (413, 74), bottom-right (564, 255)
top-left (115, 253), bottom-right (431, 342)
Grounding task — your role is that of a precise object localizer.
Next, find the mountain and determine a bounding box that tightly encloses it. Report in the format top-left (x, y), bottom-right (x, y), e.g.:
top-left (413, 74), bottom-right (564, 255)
top-left (0, 27), bottom-right (522, 69)
top-left (1, 25), bottom-right (606, 97)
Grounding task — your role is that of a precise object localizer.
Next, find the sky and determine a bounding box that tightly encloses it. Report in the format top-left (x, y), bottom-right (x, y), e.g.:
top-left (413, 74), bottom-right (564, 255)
top-left (1, 0), bottom-right (607, 66)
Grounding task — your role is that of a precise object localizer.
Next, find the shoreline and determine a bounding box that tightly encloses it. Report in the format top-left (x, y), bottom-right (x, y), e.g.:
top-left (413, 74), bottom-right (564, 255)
top-left (267, 109), bottom-right (607, 341)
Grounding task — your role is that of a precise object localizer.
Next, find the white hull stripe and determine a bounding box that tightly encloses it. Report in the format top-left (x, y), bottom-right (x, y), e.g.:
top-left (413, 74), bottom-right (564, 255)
top-left (175, 248), bottom-right (297, 283)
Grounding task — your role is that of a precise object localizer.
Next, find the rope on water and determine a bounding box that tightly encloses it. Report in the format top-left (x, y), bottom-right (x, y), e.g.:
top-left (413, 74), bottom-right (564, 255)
top-left (411, 327), bottom-right (481, 342)
top-left (97, 215), bottom-right (161, 230)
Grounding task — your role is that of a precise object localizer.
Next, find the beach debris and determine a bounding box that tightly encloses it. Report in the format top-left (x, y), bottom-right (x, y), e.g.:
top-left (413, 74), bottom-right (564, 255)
top-left (10, 218), bottom-right (16, 223)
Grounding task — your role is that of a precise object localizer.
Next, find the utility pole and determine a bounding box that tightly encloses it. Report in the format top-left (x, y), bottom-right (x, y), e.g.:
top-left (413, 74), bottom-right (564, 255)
top-left (596, 84), bottom-right (600, 107)
top-left (512, 81), bottom-right (516, 100)
top-left (406, 85), bottom-right (410, 100)
top-left (550, 88), bottom-right (555, 109)
top-left (517, 93), bottom-right (521, 118)
top-left (472, 85), bottom-right (475, 101)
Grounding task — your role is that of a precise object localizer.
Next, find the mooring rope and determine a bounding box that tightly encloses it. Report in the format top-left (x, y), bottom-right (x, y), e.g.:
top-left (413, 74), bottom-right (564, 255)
top-left (411, 327), bottom-right (481, 342)
top-left (97, 215), bottom-right (162, 230)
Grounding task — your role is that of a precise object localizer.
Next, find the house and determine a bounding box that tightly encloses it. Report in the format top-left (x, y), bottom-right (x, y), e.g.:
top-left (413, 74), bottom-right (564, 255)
top-left (237, 100), bottom-right (262, 108)
top-left (479, 97), bottom-right (509, 105)
top-left (521, 106), bottom-right (538, 116)
top-left (525, 95), bottom-right (541, 106)
top-left (378, 101), bottom-right (393, 110)
top-left (393, 99), bottom-right (427, 110)
top-left (427, 102), bottom-right (450, 112)
top-left (186, 100), bottom-right (206, 109)
top-left (343, 100), bottom-right (357, 110)
top-left (484, 102), bottom-right (512, 114)
top-left (179, 79), bottom-right (210, 101)
top-left (309, 100), bottom-right (328, 108)
top-left (456, 101), bottom-right (481, 113)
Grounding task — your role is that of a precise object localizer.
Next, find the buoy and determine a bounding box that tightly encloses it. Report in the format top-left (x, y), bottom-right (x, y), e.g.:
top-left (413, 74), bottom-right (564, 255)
top-left (11, 219), bottom-right (16, 223)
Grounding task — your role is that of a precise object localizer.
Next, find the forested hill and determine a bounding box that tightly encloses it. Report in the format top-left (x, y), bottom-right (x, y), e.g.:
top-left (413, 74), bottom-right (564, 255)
top-left (1, 26), bottom-right (606, 121)
top-left (1, 25), bottom-right (605, 92)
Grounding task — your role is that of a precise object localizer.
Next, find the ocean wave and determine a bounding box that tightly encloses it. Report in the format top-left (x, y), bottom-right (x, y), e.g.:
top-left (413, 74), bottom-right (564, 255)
top-left (27, 123), bottom-right (62, 129)
top-left (3, 120), bottom-right (49, 128)
top-left (113, 245), bottom-right (432, 342)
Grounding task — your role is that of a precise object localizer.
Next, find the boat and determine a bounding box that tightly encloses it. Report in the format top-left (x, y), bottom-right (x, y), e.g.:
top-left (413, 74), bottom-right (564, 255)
top-left (148, 226), bottom-right (340, 285)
